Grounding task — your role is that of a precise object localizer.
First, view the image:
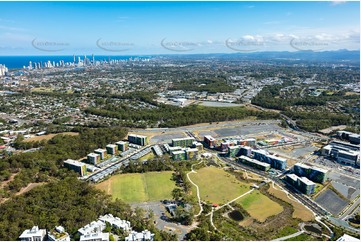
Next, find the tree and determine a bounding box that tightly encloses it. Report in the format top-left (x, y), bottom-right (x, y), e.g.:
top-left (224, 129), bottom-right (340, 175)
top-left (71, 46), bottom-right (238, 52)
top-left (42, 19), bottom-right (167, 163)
top-left (172, 188), bottom-right (183, 201)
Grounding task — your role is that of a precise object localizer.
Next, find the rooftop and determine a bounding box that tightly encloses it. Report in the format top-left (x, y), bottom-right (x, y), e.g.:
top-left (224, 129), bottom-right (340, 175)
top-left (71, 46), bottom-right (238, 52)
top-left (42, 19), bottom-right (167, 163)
top-left (19, 226), bottom-right (46, 240)
top-left (298, 176), bottom-right (315, 186)
top-left (64, 159), bottom-right (85, 167)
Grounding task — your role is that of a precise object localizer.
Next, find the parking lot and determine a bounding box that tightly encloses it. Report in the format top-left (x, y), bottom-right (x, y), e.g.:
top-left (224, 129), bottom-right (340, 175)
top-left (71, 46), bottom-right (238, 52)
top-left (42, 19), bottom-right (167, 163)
top-left (315, 189), bottom-right (349, 215)
top-left (131, 201), bottom-right (191, 240)
top-left (214, 123), bottom-right (282, 138)
top-left (150, 133), bottom-right (187, 144)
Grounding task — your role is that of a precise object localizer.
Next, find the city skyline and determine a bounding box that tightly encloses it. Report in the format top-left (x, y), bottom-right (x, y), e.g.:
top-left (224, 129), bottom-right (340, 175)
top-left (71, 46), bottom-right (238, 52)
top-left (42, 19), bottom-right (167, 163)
top-left (0, 1), bottom-right (359, 55)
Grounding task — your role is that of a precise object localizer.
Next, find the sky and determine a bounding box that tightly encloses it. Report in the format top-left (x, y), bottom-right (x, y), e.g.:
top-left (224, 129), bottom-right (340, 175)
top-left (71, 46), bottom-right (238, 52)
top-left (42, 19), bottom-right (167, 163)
top-left (0, 1), bottom-right (359, 55)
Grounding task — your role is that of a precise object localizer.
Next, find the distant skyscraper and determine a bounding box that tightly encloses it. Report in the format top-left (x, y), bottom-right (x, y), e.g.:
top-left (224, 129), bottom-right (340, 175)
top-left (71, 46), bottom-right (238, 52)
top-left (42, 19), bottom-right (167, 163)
top-left (29, 61), bottom-right (32, 70)
top-left (73, 54), bottom-right (76, 64)
top-left (78, 57), bottom-right (81, 64)
top-left (92, 54), bottom-right (95, 64)
top-left (84, 55), bottom-right (87, 66)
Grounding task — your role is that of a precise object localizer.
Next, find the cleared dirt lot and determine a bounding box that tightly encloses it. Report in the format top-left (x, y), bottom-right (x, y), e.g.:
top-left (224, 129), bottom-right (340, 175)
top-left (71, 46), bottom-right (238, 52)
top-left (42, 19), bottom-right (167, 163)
top-left (24, 132), bottom-right (79, 142)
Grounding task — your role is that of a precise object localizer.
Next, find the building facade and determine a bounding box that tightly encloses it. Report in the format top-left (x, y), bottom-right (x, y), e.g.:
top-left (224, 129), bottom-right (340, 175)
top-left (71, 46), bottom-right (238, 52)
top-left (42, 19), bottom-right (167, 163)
top-left (171, 137), bottom-right (195, 147)
top-left (293, 163), bottom-right (328, 183)
top-left (63, 159), bottom-right (87, 177)
top-left (128, 134), bottom-right (148, 146)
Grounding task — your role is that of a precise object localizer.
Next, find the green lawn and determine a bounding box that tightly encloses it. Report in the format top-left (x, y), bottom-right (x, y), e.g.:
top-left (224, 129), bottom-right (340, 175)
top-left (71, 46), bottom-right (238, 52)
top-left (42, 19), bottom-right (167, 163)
top-left (96, 171), bottom-right (176, 203)
top-left (189, 166), bottom-right (251, 204)
top-left (237, 190), bottom-right (284, 222)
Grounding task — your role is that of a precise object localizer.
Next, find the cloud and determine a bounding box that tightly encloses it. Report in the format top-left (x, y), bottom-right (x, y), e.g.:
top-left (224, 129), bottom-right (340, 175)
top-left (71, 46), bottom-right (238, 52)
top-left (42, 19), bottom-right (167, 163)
top-left (330, 1), bottom-right (347, 6)
top-left (0, 25), bottom-right (28, 32)
top-left (246, 5), bottom-right (255, 9)
top-left (263, 21), bottom-right (281, 25)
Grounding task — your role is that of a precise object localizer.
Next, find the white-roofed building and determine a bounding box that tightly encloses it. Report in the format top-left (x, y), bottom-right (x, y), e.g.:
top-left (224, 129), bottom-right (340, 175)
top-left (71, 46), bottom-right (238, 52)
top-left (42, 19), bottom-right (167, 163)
top-left (80, 232), bottom-right (109, 241)
top-left (19, 226), bottom-right (46, 241)
top-left (98, 214), bottom-right (131, 231)
top-left (336, 234), bottom-right (360, 242)
top-left (47, 226), bottom-right (70, 241)
top-left (78, 220), bottom-right (106, 236)
top-left (125, 230), bottom-right (154, 241)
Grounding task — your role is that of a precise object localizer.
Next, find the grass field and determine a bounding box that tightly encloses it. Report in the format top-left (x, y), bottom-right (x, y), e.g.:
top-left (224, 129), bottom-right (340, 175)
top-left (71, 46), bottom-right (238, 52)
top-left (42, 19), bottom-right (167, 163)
top-left (189, 166), bottom-right (251, 204)
top-left (237, 190), bottom-right (284, 222)
top-left (268, 185), bottom-right (314, 221)
top-left (24, 132), bottom-right (79, 142)
top-left (95, 171), bottom-right (176, 203)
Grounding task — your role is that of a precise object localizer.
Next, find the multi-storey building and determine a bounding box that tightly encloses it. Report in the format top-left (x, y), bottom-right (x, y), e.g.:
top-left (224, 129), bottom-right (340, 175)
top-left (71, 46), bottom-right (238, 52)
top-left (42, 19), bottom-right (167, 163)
top-left (128, 134), bottom-right (148, 146)
top-left (204, 135), bottom-right (216, 148)
top-left (172, 150), bottom-right (186, 161)
top-left (285, 174), bottom-right (315, 195)
top-left (106, 144), bottom-right (118, 155)
top-left (171, 137), bottom-right (195, 147)
top-left (94, 149), bottom-right (106, 160)
top-left (63, 159), bottom-right (87, 177)
top-left (252, 149), bottom-right (287, 170)
top-left (293, 163), bottom-right (328, 183)
top-left (116, 141), bottom-right (129, 152)
top-left (322, 143), bottom-right (360, 166)
top-left (238, 155), bottom-right (270, 171)
top-left (87, 153), bottom-right (100, 165)
top-left (185, 148), bottom-right (198, 160)
top-left (228, 145), bottom-right (240, 158)
top-left (239, 146), bottom-right (252, 157)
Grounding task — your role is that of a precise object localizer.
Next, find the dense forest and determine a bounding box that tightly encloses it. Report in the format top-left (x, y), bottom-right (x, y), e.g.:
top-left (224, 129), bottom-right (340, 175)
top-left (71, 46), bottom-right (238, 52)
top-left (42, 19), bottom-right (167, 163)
top-left (169, 78), bottom-right (236, 93)
top-left (0, 127), bottom-right (128, 196)
top-left (0, 176), bottom-right (177, 241)
top-left (86, 104), bottom-right (280, 128)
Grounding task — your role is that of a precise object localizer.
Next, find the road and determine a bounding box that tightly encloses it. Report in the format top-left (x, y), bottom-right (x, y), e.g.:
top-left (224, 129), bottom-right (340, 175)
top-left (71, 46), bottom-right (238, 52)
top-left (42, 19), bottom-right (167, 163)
top-left (272, 230), bottom-right (304, 241)
top-left (84, 145), bottom-right (152, 182)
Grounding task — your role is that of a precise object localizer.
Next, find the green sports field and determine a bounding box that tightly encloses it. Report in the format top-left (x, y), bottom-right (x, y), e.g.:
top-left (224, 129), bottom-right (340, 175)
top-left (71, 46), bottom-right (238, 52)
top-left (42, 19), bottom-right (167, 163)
top-left (95, 171), bottom-right (176, 203)
top-left (237, 190), bottom-right (284, 222)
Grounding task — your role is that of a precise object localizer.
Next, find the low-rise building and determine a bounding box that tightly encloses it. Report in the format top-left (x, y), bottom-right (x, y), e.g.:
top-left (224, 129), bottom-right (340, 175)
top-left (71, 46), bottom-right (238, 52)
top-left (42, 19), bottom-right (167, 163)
top-left (63, 159), bottom-right (87, 177)
top-left (98, 214), bottom-right (131, 232)
top-left (125, 230), bottom-right (154, 241)
top-left (19, 226), bottom-right (47, 241)
top-left (336, 234), bottom-right (360, 242)
top-left (78, 220), bottom-right (106, 236)
top-left (80, 233), bottom-right (109, 241)
top-left (47, 226), bottom-right (70, 241)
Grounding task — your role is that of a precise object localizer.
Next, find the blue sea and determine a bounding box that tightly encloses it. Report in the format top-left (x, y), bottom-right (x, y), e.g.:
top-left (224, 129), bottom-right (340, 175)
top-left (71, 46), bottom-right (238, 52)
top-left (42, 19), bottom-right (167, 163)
top-left (0, 55), bottom-right (152, 69)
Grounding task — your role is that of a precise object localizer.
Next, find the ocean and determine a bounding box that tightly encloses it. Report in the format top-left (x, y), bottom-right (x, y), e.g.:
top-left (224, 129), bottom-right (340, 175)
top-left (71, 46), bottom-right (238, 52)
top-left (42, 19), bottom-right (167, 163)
top-left (0, 55), bottom-right (152, 69)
